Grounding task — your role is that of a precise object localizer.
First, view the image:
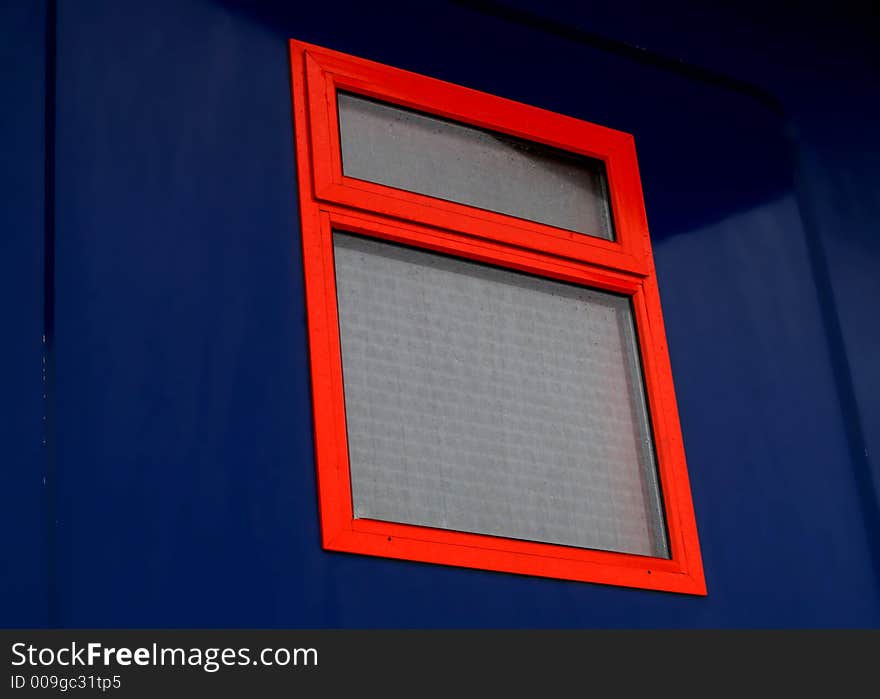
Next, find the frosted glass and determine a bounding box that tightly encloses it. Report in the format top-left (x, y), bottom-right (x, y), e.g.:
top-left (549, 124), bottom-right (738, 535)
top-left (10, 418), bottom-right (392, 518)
top-left (338, 92), bottom-right (615, 240)
top-left (334, 232), bottom-right (667, 557)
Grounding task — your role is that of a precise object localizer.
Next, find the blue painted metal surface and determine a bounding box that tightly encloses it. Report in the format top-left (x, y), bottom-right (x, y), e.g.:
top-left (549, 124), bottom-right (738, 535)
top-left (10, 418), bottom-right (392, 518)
top-left (1, 0), bottom-right (49, 627)
top-left (2, 0), bottom-right (878, 626)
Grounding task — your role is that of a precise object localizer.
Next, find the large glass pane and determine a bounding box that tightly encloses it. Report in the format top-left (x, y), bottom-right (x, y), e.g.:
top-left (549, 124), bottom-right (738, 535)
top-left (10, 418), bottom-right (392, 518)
top-left (337, 92), bottom-right (615, 240)
top-left (333, 232), bottom-right (667, 557)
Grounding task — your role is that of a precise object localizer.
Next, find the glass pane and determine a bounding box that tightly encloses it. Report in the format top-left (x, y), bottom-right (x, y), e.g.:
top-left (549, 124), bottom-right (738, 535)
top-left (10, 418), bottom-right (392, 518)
top-left (337, 92), bottom-right (615, 240)
top-left (333, 232), bottom-right (667, 557)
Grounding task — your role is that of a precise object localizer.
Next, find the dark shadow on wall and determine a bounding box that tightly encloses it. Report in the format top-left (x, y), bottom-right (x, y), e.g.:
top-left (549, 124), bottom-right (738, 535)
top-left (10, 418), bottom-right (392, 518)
top-left (788, 130), bottom-right (880, 586)
top-left (217, 0), bottom-right (795, 239)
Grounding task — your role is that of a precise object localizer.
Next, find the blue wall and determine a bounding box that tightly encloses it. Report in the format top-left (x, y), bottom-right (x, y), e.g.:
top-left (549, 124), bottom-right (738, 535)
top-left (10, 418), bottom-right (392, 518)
top-left (3, 0), bottom-right (878, 627)
top-left (1, 0), bottom-right (49, 627)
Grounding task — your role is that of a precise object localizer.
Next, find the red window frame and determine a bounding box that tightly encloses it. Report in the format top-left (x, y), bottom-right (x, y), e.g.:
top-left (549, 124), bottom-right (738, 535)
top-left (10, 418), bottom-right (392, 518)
top-left (289, 39), bottom-right (706, 595)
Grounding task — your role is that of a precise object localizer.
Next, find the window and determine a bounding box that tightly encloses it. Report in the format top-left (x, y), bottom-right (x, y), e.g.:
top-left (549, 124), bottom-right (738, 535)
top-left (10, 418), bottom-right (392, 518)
top-left (289, 40), bottom-right (705, 594)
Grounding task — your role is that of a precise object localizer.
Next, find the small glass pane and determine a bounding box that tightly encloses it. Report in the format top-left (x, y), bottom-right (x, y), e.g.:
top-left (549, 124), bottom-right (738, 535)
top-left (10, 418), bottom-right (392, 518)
top-left (334, 232), bottom-right (667, 557)
top-left (337, 92), bottom-right (615, 240)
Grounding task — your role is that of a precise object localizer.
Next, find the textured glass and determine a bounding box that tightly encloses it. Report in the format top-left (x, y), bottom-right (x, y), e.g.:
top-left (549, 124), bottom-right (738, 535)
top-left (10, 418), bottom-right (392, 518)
top-left (333, 232), bottom-right (667, 557)
top-left (338, 92), bottom-right (615, 240)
